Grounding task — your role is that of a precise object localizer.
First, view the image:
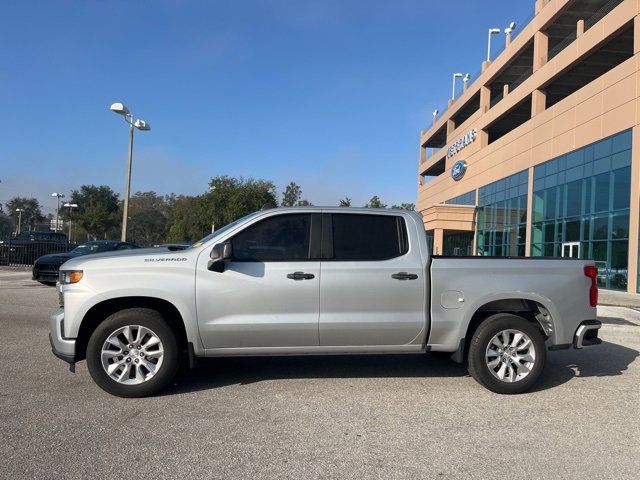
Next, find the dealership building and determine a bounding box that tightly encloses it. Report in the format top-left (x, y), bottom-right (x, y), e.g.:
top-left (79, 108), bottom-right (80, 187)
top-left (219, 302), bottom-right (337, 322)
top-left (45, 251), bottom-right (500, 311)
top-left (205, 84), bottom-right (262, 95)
top-left (418, 0), bottom-right (640, 292)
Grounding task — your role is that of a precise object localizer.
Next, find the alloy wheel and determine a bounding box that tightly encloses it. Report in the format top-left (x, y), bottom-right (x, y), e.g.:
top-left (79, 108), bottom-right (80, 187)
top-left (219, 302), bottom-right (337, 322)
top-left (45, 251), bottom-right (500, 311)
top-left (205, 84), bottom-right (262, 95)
top-left (485, 329), bottom-right (536, 383)
top-left (100, 325), bottom-right (165, 385)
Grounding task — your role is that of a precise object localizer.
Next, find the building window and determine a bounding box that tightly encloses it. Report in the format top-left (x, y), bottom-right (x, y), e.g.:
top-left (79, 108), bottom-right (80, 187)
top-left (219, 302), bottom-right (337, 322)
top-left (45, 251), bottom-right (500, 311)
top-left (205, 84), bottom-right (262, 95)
top-left (476, 170), bottom-right (529, 257)
top-left (444, 191), bottom-right (476, 206)
top-left (531, 129), bottom-right (632, 291)
top-left (443, 232), bottom-right (473, 256)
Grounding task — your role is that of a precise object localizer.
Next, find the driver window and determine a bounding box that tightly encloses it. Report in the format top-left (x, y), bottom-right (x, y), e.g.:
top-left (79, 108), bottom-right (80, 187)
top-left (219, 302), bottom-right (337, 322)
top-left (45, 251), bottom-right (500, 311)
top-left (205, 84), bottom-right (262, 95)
top-left (231, 214), bottom-right (311, 262)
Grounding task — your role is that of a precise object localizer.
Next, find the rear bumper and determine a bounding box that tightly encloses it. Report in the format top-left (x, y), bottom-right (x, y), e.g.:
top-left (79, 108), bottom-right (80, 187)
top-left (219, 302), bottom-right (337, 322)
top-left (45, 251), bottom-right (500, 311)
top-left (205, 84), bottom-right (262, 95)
top-left (49, 308), bottom-right (76, 364)
top-left (573, 320), bottom-right (602, 349)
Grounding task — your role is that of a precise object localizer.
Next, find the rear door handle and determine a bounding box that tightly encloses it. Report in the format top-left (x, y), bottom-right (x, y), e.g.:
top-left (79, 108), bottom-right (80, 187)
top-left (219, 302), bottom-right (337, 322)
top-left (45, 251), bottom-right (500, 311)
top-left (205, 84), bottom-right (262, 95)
top-left (392, 272), bottom-right (418, 280)
top-left (287, 271), bottom-right (315, 280)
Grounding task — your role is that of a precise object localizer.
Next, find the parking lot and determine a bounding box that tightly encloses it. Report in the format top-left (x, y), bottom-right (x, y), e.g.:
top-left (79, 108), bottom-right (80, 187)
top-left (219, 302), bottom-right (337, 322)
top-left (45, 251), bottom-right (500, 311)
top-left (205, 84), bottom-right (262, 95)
top-left (0, 269), bottom-right (639, 479)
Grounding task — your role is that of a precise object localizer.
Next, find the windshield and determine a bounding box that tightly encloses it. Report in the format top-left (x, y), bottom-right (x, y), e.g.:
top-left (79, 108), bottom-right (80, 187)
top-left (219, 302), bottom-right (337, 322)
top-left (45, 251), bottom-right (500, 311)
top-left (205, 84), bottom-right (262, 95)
top-left (71, 242), bottom-right (112, 254)
top-left (191, 212), bottom-right (262, 248)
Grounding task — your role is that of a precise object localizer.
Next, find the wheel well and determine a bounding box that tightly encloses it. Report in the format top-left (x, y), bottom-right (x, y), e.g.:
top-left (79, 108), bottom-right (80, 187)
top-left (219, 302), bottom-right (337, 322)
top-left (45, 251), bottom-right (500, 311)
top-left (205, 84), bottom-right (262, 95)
top-left (75, 297), bottom-right (188, 361)
top-left (460, 299), bottom-right (552, 361)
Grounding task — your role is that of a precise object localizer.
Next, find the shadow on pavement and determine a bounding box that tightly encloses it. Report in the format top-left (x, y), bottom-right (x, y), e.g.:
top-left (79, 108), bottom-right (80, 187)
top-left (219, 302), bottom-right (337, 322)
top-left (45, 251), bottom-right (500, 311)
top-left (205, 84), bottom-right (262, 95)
top-left (532, 340), bottom-right (639, 392)
top-left (164, 353), bottom-right (465, 395)
top-left (163, 339), bottom-right (638, 396)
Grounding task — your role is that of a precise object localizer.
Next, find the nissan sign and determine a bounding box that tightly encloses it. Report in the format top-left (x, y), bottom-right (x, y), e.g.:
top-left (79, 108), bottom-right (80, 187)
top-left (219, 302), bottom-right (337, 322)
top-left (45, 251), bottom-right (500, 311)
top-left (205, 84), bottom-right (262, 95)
top-left (446, 128), bottom-right (477, 158)
top-left (451, 160), bottom-right (468, 181)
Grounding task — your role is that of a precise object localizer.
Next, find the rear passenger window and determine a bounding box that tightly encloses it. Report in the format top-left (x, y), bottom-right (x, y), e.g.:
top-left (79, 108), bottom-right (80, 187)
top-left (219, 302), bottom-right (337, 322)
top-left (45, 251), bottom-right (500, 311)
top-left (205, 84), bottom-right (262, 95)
top-left (331, 214), bottom-right (408, 260)
top-left (232, 214), bottom-right (311, 261)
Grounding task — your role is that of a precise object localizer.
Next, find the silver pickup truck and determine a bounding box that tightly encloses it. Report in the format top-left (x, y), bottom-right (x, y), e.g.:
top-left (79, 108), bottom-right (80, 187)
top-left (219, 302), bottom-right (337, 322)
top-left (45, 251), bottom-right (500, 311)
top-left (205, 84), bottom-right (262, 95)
top-left (49, 207), bottom-right (602, 397)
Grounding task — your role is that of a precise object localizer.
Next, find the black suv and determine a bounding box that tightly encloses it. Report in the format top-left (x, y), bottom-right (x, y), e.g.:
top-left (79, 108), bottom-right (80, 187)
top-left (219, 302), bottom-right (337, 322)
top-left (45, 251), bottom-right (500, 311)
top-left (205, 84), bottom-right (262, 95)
top-left (0, 231), bottom-right (69, 266)
top-left (32, 240), bottom-right (139, 284)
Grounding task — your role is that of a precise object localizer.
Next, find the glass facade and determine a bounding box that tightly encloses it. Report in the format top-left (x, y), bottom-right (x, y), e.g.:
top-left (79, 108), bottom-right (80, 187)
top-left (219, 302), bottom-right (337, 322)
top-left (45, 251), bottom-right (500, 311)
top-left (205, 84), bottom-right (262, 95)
top-left (443, 232), bottom-right (473, 256)
top-left (476, 170), bottom-right (529, 256)
top-left (531, 129), bottom-right (632, 290)
top-left (444, 191), bottom-right (476, 206)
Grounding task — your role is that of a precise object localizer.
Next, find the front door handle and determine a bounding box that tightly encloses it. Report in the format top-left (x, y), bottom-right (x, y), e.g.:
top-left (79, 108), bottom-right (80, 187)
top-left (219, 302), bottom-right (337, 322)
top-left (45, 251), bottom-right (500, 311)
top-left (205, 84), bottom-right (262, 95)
top-left (392, 272), bottom-right (418, 280)
top-left (287, 271), bottom-right (315, 280)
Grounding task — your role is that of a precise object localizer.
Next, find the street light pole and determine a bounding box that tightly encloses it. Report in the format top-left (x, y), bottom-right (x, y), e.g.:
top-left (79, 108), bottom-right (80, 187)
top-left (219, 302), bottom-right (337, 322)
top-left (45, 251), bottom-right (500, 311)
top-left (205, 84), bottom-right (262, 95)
top-left (122, 120), bottom-right (134, 242)
top-left (487, 28), bottom-right (501, 62)
top-left (51, 193), bottom-right (65, 232)
top-left (451, 73), bottom-right (463, 100)
top-left (15, 208), bottom-right (23, 235)
top-left (109, 102), bottom-right (151, 242)
top-left (63, 203), bottom-right (78, 243)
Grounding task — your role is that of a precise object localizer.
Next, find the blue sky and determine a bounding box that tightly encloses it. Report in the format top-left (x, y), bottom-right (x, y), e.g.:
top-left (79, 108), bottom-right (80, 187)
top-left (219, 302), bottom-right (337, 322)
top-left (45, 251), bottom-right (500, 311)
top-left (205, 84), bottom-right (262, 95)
top-left (0, 0), bottom-right (533, 215)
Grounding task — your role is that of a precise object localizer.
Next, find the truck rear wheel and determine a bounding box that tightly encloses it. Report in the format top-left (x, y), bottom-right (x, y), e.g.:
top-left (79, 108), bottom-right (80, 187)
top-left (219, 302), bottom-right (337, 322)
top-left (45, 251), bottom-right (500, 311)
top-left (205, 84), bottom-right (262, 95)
top-left (468, 313), bottom-right (546, 394)
top-left (86, 308), bottom-right (179, 398)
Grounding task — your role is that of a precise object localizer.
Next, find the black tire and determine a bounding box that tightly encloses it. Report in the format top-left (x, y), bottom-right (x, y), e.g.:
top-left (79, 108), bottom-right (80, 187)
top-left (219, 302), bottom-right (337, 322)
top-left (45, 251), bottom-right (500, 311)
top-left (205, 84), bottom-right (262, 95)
top-left (468, 313), bottom-right (546, 394)
top-left (86, 308), bottom-right (180, 398)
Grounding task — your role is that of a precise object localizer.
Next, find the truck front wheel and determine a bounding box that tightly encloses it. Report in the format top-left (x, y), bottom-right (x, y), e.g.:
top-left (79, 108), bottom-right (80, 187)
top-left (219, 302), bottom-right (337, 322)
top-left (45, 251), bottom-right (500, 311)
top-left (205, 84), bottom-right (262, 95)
top-left (86, 308), bottom-right (179, 397)
top-left (467, 313), bottom-right (546, 394)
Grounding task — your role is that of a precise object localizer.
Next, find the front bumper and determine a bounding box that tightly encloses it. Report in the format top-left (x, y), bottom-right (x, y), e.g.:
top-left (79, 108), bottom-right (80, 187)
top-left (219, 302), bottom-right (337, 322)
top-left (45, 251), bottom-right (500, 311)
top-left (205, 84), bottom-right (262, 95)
top-left (573, 320), bottom-right (602, 349)
top-left (49, 308), bottom-right (76, 364)
top-left (33, 267), bottom-right (60, 283)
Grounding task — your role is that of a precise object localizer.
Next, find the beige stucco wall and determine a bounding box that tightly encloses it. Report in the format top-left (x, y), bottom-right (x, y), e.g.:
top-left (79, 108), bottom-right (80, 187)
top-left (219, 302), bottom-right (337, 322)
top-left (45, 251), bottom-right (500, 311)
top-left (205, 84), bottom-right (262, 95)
top-left (417, 0), bottom-right (640, 292)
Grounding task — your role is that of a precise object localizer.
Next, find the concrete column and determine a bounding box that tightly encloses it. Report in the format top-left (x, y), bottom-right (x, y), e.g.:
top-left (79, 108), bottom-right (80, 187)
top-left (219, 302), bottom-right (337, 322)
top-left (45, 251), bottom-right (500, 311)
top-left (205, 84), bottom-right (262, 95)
top-left (481, 60), bottom-right (491, 73)
top-left (525, 166), bottom-right (534, 257)
top-left (533, 30), bottom-right (548, 72)
top-left (505, 32), bottom-right (512, 48)
top-left (446, 119), bottom-right (456, 139)
top-left (503, 84), bottom-right (509, 98)
top-left (535, 0), bottom-right (547, 14)
top-left (433, 228), bottom-right (444, 256)
top-left (531, 89), bottom-right (546, 117)
top-left (478, 129), bottom-right (489, 148)
top-left (419, 146), bottom-right (426, 165)
top-left (480, 85), bottom-right (491, 113)
top-left (577, 19), bottom-right (584, 37)
top-left (626, 125), bottom-right (640, 293)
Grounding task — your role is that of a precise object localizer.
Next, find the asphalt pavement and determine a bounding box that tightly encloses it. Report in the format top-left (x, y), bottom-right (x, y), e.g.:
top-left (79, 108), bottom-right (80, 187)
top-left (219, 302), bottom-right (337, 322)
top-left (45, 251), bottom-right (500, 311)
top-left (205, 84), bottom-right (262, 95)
top-left (0, 270), bottom-right (639, 479)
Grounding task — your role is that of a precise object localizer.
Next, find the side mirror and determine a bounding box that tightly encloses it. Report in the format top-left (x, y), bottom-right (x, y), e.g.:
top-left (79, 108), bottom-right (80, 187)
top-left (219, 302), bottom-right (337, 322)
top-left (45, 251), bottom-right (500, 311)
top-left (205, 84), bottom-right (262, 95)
top-left (208, 242), bottom-right (232, 272)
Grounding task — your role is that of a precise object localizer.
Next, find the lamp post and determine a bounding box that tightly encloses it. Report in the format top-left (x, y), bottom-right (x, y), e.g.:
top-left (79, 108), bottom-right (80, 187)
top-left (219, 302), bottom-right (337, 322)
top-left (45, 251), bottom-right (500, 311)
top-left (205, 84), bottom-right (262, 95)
top-left (504, 21), bottom-right (517, 46)
top-left (487, 28), bottom-right (501, 62)
top-left (15, 208), bottom-right (23, 235)
top-left (451, 73), bottom-right (463, 100)
top-left (51, 193), bottom-right (65, 232)
top-left (110, 102), bottom-right (151, 242)
top-left (463, 73), bottom-right (472, 92)
top-left (63, 203), bottom-right (78, 243)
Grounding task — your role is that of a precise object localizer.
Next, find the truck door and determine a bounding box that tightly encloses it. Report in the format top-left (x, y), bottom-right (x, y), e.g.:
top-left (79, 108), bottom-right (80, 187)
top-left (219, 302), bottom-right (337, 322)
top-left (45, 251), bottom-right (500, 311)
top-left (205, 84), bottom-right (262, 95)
top-left (195, 213), bottom-right (321, 349)
top-left (319, 213), bottom-right (425, 346)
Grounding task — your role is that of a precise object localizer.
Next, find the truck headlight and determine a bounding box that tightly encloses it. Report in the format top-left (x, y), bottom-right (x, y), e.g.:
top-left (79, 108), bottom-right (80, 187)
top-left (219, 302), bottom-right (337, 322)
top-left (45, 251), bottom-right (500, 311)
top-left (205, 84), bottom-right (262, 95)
top-left (59, 270), bottom-right (83, 285)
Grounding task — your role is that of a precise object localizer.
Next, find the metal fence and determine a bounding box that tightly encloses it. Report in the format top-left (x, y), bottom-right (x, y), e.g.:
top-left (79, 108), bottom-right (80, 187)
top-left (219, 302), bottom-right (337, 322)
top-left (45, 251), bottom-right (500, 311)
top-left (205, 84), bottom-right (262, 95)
top-left (0, 236), bottom-right (76, 267)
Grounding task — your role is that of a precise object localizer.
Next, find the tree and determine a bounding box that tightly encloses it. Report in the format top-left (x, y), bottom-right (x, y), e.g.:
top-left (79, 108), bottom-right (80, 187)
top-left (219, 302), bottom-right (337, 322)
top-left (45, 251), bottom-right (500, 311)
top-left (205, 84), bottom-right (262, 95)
top-left (281, 182), bottom-right (313, 207)
top-left (70, 185), bottom-right (120, 240)
top-left (338, 197), bottom-right (352, 207)
top-left (7, 197), bottom-right (45, 231)
top-left (203, 176), bottom-right (278, 229)
top-left (164, 176), bottom-right (278, 243)
top-left (281, 182), bottom-right (302, 207)
top-left (165, 195), bottom-right (205, 243)
top-left (391, 203), bottom-right (415, 211)
top-left (0, 206), bottom-right (12, 237)
top-left (364, 196), bottom-right (386, 209)
top-left (127, 191), bottom-right (169, 246)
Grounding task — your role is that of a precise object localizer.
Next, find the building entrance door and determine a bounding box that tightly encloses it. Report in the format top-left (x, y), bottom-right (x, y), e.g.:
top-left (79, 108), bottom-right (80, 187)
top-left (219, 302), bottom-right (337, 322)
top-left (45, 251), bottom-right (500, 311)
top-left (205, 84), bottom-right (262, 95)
top-left (561, 242), bottom-right (580, 259)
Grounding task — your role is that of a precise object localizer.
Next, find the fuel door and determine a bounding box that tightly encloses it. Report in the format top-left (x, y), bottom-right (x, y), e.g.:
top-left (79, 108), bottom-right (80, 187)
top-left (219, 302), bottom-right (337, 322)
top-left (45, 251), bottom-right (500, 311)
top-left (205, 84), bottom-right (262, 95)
top-left (441, 290), bottom-right (465, 309)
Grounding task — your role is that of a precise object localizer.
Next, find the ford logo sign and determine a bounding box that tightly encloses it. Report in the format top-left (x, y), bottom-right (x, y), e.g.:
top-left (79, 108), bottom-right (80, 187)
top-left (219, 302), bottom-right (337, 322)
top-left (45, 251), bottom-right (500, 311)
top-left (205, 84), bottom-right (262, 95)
top-left (451, 160), bottom-right (467, 181)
